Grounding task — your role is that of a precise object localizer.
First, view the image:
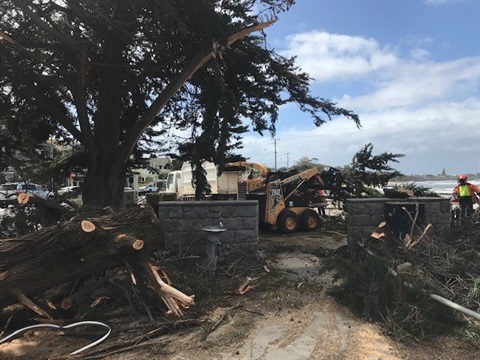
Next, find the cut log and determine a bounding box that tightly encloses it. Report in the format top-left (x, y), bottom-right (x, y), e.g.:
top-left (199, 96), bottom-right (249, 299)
top-left (17, 192), bottom-right (31, 205)
top-left (81, 220), bottom-right (96, 233)
top-left (0, 204), bottom-right (165, 310)
top-left (17, 193), bottom-right (74, 213)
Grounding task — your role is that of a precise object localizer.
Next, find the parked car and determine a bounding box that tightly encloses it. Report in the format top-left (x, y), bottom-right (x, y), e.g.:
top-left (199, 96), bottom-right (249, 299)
top-left (0, 182), bottom-right (19, 200)
top-left (16, 182), bottom-right (54, 200)
top-left (57, 186), bottom-right (82, 197)
top-left (138, 184), bottom-right (159, 195)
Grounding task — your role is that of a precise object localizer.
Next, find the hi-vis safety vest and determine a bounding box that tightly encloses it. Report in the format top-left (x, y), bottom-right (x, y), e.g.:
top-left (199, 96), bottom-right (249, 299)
top-left (458, 185), bottom-right (471, 197)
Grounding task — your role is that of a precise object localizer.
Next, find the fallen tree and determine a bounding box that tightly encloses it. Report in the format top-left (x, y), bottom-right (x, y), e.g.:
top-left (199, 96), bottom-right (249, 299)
top-left (322, 214), bottom-right (480, 340)
top-left (0, 204), bottom-right (194, 317)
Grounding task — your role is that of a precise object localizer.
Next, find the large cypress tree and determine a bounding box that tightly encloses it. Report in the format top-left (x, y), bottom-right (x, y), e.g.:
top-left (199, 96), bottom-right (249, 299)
top-left (0, 0), bottom-right (360, 208)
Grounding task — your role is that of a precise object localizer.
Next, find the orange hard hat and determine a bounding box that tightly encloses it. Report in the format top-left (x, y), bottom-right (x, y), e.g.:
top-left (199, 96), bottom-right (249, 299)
top-left (458, 174), bottom-right (467, 180)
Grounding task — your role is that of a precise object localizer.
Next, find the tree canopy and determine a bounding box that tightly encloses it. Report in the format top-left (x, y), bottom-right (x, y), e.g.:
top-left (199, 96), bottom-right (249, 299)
top-left (0, 0), bottom-right (360, 208)
top-left (343, 143), bottom-right (404, 198)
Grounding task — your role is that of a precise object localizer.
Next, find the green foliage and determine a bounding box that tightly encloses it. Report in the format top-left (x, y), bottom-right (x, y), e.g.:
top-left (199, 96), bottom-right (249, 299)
top-left (345, 143), bottom-right (404, 196)
top-left (322, 243), bottom-right (466, 340)
top-left (292, 156), bottom-right (326, 171)
top-left (328, 143), bottom-right (404, 206)
top-left (0, 0), bottom-right (360, 207)
top-left (458, 327), bottom-right (480, 344)
top-left (399, 182), bottom-right (439, 197)
top-left (0, 207), bottom-right (44, 238)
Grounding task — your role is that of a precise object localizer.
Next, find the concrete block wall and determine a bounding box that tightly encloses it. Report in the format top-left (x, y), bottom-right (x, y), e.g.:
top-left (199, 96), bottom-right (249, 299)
top-left (346, 197), bottom-right (451, 245)
top-left (157, 200), bottom-right (259, 261)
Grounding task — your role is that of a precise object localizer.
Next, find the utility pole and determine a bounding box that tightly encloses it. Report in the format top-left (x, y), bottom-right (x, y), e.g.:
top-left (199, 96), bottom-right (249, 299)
top-left (286, 152), bottom-right (291, 168)
top-left (273, 138), bottom-right (279, 170)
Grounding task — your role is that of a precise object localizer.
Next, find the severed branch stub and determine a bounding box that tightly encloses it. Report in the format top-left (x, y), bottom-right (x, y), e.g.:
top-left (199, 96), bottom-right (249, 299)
top-left (132, 239), bottom-right (144, 250)
top-left (145, 263), bottom-right (195, 317)
top-left (17, 192), bottom-right (31, 205)
top-left (232, 277), bottom-right (258, 295)
top-left (81, 220), bottom-right (95, 233)
top-left (16, 292), bottom-right (53, 320)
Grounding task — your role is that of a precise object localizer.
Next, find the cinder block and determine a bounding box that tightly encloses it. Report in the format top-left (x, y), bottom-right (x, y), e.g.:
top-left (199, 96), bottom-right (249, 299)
top-left (426, 202), bottom-right (441, 214)
top-left (237, 202), bottom-right (258, 217)
top-left (347, 203), bottom-right (365, 215)
top-left (243, 217), bottom-right (259, 231)
top-left (158, 220), bottom-right (177, 233)
top-left (216, 231), bottom-right (235, 244)
top-left (223, 218), bottom-right (244, 230)
top-left (235, 230), bottom-right (258, 243)
top-left (349, 215), bottom-right (376, 227)
top-left (364, 203), bottom-right (385, 215)
top-left (220, 206), bottom-right (237, 218)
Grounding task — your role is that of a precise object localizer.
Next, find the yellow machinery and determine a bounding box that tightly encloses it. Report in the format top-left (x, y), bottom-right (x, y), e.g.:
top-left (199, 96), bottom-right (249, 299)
top-left (225, 161), bottom-right (269, 198)
top-left (246, 168), bottom-right (325, 233)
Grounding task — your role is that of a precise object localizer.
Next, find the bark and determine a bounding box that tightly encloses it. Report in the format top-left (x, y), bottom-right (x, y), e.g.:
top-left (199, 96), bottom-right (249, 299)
top-left (0, 204), bottom-right (164, 309)
top-left (82, 165), bottom-right (126, 210)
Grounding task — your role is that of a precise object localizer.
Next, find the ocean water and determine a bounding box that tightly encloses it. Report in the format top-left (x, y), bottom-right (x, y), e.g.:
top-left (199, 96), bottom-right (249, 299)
top-left (395, 179), bottom-right (480, 195)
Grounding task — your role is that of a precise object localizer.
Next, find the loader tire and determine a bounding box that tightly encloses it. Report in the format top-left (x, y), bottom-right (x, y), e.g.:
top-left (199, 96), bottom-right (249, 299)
top-left (277, 209), bottom-right (298, 234)
top-left (300, 209), bottom-right (322, 231)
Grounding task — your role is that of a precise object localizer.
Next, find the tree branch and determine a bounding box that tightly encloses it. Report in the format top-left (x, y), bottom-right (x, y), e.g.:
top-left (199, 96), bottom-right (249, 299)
top-left (12, 0), bottom-right (80, 49)
top-left (65, 1), bottom-right (110, 40)
top-left (118, 19), bottom-right (276, 162)
top-left (70, 45), bottom-right (95, 153)
top-left (1, 15), bottom-right (94, 152)
top-left (27, 84), bottom-right (86, 145)
top-left (0, 30), bottom-right (62, 74)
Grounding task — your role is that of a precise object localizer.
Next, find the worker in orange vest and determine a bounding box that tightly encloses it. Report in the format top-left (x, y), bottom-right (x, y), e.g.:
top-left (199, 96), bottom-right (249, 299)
top-left (452, 175), bottom-right (480, 217)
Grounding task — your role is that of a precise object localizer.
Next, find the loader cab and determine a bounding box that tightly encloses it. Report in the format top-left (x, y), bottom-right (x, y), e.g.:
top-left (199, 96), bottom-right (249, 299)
top-left (249, 168), bottom-right (326, 233)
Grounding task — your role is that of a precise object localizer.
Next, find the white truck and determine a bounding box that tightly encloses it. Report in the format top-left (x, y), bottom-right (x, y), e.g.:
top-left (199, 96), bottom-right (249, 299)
top-left (162, 161), bottom-right (247, 201)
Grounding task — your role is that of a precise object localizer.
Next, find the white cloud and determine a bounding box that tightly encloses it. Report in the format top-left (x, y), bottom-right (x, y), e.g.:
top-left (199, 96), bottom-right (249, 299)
top-left (337, 57), bottom-right (480, 111)
top-left (409, 48), bottom-right (430, 61)
top-left (240, 97), bottom-right (480, 174)
top-left (237, 29), bottom-right (480, 175)
top-left (280, 31), bottom-right (398, 81)
top-left (425, 0), bottom-right (453, 4)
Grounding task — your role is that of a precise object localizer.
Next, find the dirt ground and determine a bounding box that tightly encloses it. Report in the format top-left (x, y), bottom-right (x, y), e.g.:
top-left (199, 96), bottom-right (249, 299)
top-left (1, 218), bottom-right (479, 360)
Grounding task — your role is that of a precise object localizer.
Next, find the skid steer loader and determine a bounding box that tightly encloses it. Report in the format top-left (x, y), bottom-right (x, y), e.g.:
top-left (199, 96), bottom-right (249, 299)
top-left (246, 168), bottom-right (326, 233)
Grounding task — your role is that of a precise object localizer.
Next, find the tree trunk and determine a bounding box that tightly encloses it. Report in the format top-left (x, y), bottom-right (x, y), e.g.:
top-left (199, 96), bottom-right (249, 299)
top-left (82, 156), bottom-right (126, 209)
top-left (0, 204), bottom-right (164, 309)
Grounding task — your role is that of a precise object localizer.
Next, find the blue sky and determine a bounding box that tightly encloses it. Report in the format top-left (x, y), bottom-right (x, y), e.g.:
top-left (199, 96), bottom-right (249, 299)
top-left (238, 0), bottom-right (480, 176)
